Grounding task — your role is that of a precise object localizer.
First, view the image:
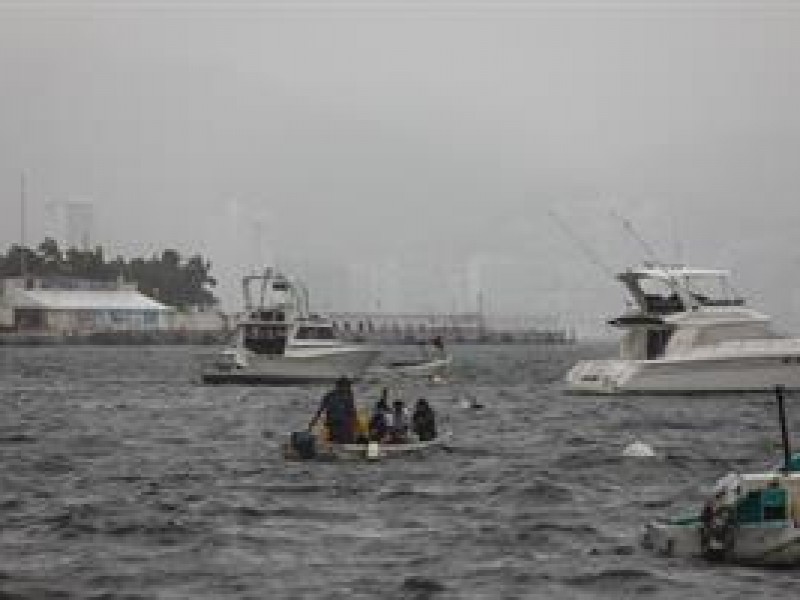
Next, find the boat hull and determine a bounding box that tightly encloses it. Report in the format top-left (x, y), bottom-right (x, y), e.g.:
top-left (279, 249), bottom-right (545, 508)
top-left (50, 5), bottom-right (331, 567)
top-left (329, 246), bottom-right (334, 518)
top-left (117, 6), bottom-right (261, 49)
top-left (283, 432), bottom-right (450, 461)
top-left (643, 520), bottom-right (800, 566)
top-left (367, 355), bottom-right (452, 379)
top-left (566, 353), bottom-right (800, 394)
top-left (202, 348), bottom-right (380, 385)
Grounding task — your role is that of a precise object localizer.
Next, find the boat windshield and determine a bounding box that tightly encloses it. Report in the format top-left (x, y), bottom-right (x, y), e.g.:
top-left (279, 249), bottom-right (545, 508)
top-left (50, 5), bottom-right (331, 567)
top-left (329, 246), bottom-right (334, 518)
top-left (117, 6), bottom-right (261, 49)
top-left (295, 326), bottom-right (336, 340)
top-left (634, 273), bottom-right (743, 314)
top-left (676, 274), bottom-right (743, 307)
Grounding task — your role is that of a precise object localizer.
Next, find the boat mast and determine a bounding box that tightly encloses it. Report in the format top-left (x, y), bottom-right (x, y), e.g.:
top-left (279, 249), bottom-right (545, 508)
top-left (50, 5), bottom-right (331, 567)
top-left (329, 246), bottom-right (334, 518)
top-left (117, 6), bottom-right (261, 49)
top-left (776, 385), bottom-right (792, 474)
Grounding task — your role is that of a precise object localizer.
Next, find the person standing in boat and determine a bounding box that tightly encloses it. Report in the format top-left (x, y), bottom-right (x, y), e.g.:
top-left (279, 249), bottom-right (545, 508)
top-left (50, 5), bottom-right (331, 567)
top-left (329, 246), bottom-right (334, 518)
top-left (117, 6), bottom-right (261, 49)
top-left (431, 335), bottom-right (445, 356)
top-left (411, 398), bottom-right (437, 442)
top-left (309, 377), bottom-right (356, 444)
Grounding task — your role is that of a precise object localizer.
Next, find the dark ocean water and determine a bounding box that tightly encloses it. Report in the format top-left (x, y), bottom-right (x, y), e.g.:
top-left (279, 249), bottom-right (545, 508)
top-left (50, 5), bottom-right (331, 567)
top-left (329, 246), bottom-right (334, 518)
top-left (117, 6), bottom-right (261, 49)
top-left (2, 344), bottom-right (799, 599)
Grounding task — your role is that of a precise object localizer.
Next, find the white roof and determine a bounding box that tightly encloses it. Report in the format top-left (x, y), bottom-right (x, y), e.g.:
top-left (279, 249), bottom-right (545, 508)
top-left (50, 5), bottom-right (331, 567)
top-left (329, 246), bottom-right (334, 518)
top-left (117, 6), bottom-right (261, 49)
top-left (9, 288), bottom-right (171, 311)
top-left (622, 265), bottom-right (731, 281)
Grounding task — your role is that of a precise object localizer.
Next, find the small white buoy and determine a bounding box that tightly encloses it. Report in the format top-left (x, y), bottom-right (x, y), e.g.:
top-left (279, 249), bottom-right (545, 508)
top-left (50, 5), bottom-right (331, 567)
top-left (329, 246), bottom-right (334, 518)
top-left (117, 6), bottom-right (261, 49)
top-left (622, 441), bottom-right (655, 458)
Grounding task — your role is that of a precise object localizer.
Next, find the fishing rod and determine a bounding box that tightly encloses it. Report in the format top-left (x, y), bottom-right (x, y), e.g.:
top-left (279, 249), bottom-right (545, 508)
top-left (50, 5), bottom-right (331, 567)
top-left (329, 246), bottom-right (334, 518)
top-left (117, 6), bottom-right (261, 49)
top-left (609, 209), bottom-right (663, 265)
top-left (546, 209), bottom-right (615, 278)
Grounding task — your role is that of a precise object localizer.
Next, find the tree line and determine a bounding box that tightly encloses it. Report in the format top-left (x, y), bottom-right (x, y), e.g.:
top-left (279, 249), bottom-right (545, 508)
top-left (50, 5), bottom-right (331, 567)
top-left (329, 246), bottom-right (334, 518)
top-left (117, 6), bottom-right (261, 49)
top-left (0, 239), bottom-right (218, 309)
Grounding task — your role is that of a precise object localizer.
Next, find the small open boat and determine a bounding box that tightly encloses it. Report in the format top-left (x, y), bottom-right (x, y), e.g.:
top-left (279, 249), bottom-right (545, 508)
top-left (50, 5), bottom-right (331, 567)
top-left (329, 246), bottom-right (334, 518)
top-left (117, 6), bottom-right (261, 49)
top-left (368, 354), bottom-right (452, 379)
top-left (642, 386), bottom-right (800, 565)
top-left (367, 337), bottom-right (452, 380)
top-left (282, 430), bottom-right (451, 461)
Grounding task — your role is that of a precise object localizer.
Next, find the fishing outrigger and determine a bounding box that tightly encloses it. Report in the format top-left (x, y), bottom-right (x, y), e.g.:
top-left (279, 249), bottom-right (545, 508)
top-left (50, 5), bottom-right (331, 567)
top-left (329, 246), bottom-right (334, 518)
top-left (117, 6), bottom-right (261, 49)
top-left (642, 386), bottom-right (800, 565)
top-left (283, 379), bottom-right (450, 461)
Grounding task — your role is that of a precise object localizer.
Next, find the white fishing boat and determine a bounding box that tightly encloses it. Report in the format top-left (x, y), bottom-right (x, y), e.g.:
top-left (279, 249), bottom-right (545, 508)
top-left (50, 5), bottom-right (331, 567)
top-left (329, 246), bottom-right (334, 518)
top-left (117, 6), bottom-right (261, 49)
top-left (642, 388), bottom-right (800, 565)
top-left (283, 430), bottom-right (451, 461)
top-left (566, 262), bottom-right (800, 394)
top-left (201, 269), bottom-right (379, 384)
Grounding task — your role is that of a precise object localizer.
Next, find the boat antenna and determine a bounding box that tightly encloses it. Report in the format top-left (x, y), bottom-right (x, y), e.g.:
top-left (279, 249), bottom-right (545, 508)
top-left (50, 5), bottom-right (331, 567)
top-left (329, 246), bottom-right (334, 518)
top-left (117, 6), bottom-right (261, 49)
top-left (547, 209), bottom-right (614, 278)
top-left (258, 268), bottom-right (270, 310)
top-left (294, 278), bottom-right (310, 315)
top-left (775, 385), bottom-right (793, 474)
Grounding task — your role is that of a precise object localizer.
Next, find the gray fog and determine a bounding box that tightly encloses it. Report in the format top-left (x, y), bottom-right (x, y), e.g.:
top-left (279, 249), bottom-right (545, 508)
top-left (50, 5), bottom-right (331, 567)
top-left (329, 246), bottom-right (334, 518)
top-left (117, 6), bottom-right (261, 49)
top-left (2, 1), bottom-right (800, 335)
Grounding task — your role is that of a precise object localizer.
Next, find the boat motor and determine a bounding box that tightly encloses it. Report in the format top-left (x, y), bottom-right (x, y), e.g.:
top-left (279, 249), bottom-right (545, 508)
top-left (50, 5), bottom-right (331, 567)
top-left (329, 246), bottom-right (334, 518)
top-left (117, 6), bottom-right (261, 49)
top-left (290, 431), bottom-right (317, 459)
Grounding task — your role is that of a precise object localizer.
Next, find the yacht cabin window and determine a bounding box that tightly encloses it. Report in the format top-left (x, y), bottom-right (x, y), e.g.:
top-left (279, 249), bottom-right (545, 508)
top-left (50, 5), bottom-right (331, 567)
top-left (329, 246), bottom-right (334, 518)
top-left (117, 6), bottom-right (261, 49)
top-left (295, 326), bottom-right (336, 340)
top-left (677, 274), bottom-right (742, 307)
top-left (253, 310), bottom-right (285, 322)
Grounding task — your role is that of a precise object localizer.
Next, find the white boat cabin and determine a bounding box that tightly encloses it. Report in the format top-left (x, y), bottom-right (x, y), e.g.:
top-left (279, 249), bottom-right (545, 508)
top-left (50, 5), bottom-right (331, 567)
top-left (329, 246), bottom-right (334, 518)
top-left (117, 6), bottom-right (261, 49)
top-left (710, 469), bottom-right (800, 528)
top-left (611, 264), bottom-right (782, 361)
top-left (233, 269), bottom-right (344, 356)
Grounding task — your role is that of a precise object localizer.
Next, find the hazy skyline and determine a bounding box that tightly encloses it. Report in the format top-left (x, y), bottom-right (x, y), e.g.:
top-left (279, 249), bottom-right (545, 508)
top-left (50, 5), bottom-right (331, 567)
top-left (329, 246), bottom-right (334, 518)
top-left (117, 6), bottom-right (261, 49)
top-left (3, 1), bottom-right (800, 334)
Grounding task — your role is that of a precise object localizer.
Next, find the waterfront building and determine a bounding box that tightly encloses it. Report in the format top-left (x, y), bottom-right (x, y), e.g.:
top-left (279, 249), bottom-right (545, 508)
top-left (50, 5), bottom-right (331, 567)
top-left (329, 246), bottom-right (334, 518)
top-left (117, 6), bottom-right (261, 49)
top-left (0, 276), bottom-right (172, 333)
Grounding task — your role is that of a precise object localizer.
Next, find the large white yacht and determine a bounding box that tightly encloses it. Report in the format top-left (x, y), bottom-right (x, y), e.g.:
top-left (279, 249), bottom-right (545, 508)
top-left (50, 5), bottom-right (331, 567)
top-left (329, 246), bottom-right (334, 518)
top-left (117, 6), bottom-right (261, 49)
top-left (202, 269), bottom-right (379, 384)
top-left (566, 263), bottom-right (800, 394)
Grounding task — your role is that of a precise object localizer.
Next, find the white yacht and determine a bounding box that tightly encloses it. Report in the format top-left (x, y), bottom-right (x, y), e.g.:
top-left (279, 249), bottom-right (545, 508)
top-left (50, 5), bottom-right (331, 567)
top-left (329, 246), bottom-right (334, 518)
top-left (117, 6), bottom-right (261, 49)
top-left (566, 263), bottom-right (800, 394)
top-left (202, 269), bottom-right (379, 384)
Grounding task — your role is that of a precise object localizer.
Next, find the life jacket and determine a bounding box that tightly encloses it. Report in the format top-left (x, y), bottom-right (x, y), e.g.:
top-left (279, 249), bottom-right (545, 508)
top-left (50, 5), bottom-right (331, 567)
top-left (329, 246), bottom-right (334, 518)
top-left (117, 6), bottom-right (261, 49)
top-left (354, 409), bottom-right (370, 438)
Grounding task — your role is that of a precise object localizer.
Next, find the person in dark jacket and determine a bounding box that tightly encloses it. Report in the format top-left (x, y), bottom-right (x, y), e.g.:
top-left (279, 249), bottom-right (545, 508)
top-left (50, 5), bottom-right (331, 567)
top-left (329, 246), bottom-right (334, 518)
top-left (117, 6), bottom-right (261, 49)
top-left (309, 377), bottom-right (356, 444)
top-left (369, 388), bottom-right (391, 441)
top-left (411, 398), bottom-right (437, 442)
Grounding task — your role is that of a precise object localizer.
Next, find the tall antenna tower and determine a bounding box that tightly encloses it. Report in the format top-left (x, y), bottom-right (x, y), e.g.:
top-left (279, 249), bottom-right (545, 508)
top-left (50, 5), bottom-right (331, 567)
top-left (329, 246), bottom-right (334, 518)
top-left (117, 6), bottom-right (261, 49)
top-left (20, 171), bottom-right (27, 277)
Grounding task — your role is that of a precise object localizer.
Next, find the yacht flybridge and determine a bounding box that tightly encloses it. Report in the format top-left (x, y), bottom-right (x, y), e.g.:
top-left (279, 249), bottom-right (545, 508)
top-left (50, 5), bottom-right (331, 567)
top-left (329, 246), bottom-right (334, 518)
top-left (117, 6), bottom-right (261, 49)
top-left (566, 263), bottom-right (800, 394)
top-left (202, 269), bottom-right (379, 385)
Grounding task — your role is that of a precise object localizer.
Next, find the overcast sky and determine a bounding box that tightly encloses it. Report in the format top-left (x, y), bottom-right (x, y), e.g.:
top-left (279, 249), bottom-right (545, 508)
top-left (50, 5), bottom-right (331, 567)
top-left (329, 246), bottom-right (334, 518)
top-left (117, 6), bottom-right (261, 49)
top-left (2, 1), bottom-right (800, 334)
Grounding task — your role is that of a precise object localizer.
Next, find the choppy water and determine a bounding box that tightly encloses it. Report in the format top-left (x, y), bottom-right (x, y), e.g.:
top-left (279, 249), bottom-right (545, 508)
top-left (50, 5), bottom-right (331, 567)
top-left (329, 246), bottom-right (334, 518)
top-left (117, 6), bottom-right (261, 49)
top-left (2, 344), bottom-right (799, 599)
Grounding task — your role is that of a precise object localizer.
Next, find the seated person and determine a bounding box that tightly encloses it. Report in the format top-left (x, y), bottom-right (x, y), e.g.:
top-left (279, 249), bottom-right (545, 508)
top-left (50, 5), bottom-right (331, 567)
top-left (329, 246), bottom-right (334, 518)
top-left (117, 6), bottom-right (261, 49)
top-left (368, 389), bottom-right (391, 442)
top-left (412, 398), bottom-right (437, 442)
top-left (386, 400), bottom-right (410, 444)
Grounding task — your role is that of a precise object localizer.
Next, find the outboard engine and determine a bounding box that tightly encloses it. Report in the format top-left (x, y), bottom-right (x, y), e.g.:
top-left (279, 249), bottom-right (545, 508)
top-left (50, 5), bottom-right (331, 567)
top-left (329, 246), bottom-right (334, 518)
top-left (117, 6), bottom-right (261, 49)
top-left (290, 431), bottom-right (317, 459)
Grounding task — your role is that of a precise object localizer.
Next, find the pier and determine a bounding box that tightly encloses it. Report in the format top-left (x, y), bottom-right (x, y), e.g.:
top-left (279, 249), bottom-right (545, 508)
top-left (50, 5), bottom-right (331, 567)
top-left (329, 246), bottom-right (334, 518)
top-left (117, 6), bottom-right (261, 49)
top-left (327, 311), bottom-right (574, 344)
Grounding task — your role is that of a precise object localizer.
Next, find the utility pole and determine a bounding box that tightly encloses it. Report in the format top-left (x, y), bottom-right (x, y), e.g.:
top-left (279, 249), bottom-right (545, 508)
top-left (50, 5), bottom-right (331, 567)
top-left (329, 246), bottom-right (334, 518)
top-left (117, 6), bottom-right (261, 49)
top-left (20, 171), bottom-right (27, 277)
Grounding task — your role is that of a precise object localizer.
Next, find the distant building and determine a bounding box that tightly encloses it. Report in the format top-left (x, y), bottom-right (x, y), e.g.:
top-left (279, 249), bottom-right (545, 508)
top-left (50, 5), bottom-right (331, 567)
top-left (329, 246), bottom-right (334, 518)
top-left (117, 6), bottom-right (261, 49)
top-left (0, 276), bottom-right (172, 333)
top-left (45, 199), bottom-right (95, 250)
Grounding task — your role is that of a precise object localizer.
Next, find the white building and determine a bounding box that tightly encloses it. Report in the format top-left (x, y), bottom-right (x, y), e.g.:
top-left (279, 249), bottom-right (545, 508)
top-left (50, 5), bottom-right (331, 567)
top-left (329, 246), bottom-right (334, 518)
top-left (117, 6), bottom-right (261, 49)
top-left (0, 276), bottom-right (172, 332)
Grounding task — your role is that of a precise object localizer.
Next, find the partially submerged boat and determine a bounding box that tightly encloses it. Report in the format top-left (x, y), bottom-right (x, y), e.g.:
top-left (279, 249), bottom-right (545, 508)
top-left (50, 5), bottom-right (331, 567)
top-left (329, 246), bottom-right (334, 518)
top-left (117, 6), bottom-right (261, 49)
top-left (566, 262), bottom-right (800, 394)
top-left (367, 338), bottom-right (452, 380)
top-left (202, 269), bottom-right (379, 384)
top-left (642, 387), bottom-right (800, 565)
top-left (282, 430), bottom-right (451, 461)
